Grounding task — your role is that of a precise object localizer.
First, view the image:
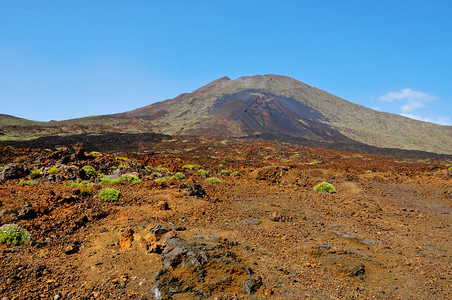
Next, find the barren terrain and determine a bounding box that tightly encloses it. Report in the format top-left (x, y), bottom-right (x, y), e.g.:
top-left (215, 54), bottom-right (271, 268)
top-left (0, 136), bottom-right (451, 299)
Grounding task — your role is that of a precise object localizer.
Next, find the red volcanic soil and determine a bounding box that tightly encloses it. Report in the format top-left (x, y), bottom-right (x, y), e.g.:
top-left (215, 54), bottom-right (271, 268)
top-left (0, 137), bottom-right (451, 299)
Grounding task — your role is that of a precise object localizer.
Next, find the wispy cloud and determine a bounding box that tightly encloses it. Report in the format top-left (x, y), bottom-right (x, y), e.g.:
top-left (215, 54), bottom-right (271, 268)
top-left (379, 88), bottom-right (437, 113)
top-left (401, 113), bottom-right (451, 126)
top-left (379, 88), bottom-right (436, 102)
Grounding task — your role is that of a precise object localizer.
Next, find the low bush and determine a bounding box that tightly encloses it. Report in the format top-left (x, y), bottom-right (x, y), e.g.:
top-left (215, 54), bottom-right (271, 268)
top-left (30, 169), bottom-right (42, 179)
top-left (230, 171), bottom-right (240, 177)
top-left (19, 180), bottom-right (38, 186)
top-left (98, 188), bottom-right (120, 202)
top-left (100, 177), bottom-right (120, 185)
top-left (219, 170), bottom-right (229, 176)
top-left (121, 174), bottom-right (142, 184)
top-left (198, 169), bottom-right (210, 177)
top-left (173, 172), bottom-right (185, 179)
top-left (145, 166), bottom-right (153, 173)
top-left (82, 166), bottom-right (97, 177)
top-left (314, 182), bottom-right (336, 193)
top-left (206, 177), bottom-right (221, 184)
top-left (48, 166), bottom-right (59, 174)
top-left (182, 164), bottom-right (201, 170)
top-left (0, 224), bottom-right (31, 246)
top-left (118, 165), bottom-right (126, 170)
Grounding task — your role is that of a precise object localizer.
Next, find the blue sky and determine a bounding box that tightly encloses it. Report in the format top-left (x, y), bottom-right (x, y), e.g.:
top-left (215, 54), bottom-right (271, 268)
top-left (1, 1), bottom-right (451, 125)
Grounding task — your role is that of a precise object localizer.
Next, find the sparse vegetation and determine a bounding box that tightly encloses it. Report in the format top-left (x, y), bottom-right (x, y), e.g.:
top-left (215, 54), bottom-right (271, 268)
top-left (117, 156), bottom-right (130, 162)
top-left (151, 172), bottom-right (162, 178)
top-left (19, 180), bottom-right (38, 186)
top-left (121, 174), bottom-right (142, 184)
top-left (230, 171), bottom-right (240, 177)
top-left (182, 164), bottom-right (201, 170)
top-left (48, 166), bottom-right (59, 174)
top-left (155, 167), bottom-right (168, 172)
top-left (206, 177), bottom-right (221, 184)
top-left (219, 170), bottom-right (229, 176)
top-left (314, 182), bottom-right (336, 193)
top-left (82, 165), bottom-right (97, 177)
top-left (173, 172), bottom-right (185, 179)
top-left (365, 170), bottom-right (372, 174)
top-left (0, 224), bottom-right (31, 246)
top-left (145, 166), bottom-right (153, 173)
top-left (80, 185), bottom-right (92, 195)
top-left (30, 169), bottom-right (42, 179)
top-left (98, 188), bottom-right (120, 202)
top-left (198, 169), bottom-right (210, 177)
top-left (63, 180), bottom-right (92, 186)
top-left (118, 165), bottom-right (126, 170)
top-left (100, 177), bottom-right (120, 185)
top-left (91, 151), bottom-right (100, 155)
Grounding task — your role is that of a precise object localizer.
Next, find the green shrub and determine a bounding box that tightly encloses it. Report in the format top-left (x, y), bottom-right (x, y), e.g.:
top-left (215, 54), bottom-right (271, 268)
top-left (230, 171), bottom-right (240, 177)
top-left (82, 165), bottom-right (97, 177)
top-left (117, 156), bottom-right (130, 161)
top-left (0, 224), bottom-right (31, 246)
top-left (198, 169), bottom-right (210, 177)
top-left (365, 170), bottom-right (372, 174)
top-left (80, 185), bottom-right (92, 195)
top-left (48, 166), bottom-right (59, 174)
top-left (206, 177), bottom-right (221, 184)
top-left (219, 170), bottom-right (229, 176)
top-left (63, 180), bottom-right (91, 186)
top-left (91, 151), bottom-right (100, 155)
top-left (30, 169), bottom-right (42, 179)
top-left (155, 167), bottom-right (168, 172)
top-left (19, 180), bottom-right (38, 186)
top-left (100, 177), bottom-right (120, 185)
top-left (151, 172), bottom-right (162, 178)
top-left (98, 188), bottom-right (120, 202)
top-left (118, 165), bottom-right (126, 170)
top-left (145, 166), bottom-right (153, 173)
top-left (173, 172), bottom-right (185, 179)
top-left (154, 176), bottom-right (172, 183)
top-left (182, 164), bottom-right (200, 170)
top-left (0, 166), bottom-right (3, 171)
top-left (120, 174), bottom-right (142, 184)
top-left (314, 182), bottom-right (336, 193)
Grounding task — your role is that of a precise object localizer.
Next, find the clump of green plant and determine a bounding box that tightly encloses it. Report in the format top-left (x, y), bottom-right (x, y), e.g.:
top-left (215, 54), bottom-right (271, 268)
top-left (91, 151), bottom-right (100, 155)
top-left (117, 156), bottom-right (130, 162)
top-left (155, 167), bottom-right (168, 172)
top-left (365, 170), bottom-right (372, 174)
top-left (151, 172), bottom-right (162, 178)
top-left (219, 170), bottom-right (229, 176)
top-left (98, 188), bottom-right (120, 202)
top-left (0, 224), bottom-right (31, 246)
top-left (198, 169), bottom-right (210, 177)
top-left (100, 177), bottom-right (120, 185)
top-left (230, 171), bottom-right (240, 177)
top-left (154, 176), bottom-right (172, 183)
top-left (182, 164), bottom-right (200, 170)
top-left (80, 185), bottom-right (92, 195)
top-left (145, 166), bottom-right (153, 173)
top-left (121, 174), bottom-right (142, 184)
top-left (44, 148), bottom-right (52, 152)
top-left (118, 165), bottom-right (126, 170)
top-left (314, 182), bottom-right (336, 194)
top-left (19, 180), bottom-right (38, 186)
top-left (206, 177), bottom-right (221, 184)
top-left (0, 166), bottom-right (4, 171)
top-left (82, 165), bottom-right (97, 177)
top-left (173, 172), bottom-right (185, 179)
top-left (63, 180), bottom-right (91, 186)
top-left (48, 166), bottom-right (59, 174)
top-left (30, 169), bottom-right (42, 179)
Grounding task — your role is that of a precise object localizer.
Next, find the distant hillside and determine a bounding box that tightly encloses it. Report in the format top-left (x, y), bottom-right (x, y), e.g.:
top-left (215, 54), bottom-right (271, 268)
top-left (1, 75), bottom-right (451, 154)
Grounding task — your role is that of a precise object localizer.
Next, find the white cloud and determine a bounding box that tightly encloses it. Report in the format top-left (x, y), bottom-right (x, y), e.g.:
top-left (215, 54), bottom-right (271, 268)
top-left (401, 113), bottom-right (452, 126)
top-left (401, 99), bottom-right (424, 113)
top-left (379, 88), bottom-right (437, 102)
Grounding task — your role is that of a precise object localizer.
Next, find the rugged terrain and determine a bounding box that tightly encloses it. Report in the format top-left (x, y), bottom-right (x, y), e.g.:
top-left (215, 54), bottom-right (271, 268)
top-left (1, 75), bottom-right (451, 154)
top-left (0, 136), bottom-right (451, 299)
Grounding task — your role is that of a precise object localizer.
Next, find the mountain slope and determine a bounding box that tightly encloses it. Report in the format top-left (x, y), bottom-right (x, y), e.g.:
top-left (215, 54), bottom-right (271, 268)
top-left (1, 75), bottom-right (451, 154)
top-left (120, 74), bottom-right (452, 154)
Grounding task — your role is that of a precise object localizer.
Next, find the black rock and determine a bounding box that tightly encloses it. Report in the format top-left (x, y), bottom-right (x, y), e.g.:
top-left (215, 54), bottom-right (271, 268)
top-left (0, 163), bottom-right (29, 180)
top-left (189, 184), bottom-right (207, 198)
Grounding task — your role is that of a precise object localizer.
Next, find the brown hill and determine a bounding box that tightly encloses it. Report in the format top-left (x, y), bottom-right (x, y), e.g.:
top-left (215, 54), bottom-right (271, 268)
top-left (1, 75), bottom-right (451, 154)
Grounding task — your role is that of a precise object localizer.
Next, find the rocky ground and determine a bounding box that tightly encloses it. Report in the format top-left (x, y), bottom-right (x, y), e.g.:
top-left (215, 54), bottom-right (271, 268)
top-left (0, 137), bottom-right (451, 299)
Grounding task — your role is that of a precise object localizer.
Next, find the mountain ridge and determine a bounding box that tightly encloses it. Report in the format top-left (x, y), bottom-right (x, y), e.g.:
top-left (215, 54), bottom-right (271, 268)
top-left (1, 74), bottom-right (451, 154)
